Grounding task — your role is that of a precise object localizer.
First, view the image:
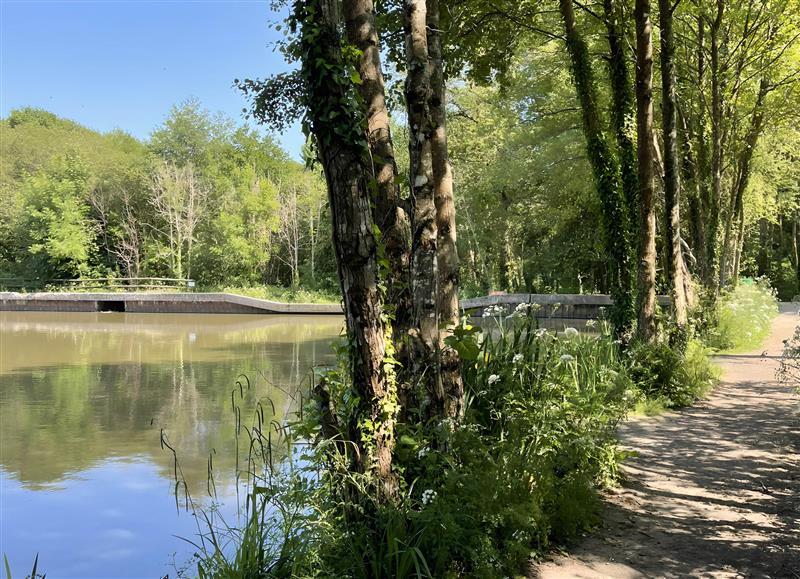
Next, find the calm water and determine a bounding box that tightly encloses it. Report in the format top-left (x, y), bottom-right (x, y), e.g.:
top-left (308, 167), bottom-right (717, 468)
top-left (0, 312), bottom-right (343, 578)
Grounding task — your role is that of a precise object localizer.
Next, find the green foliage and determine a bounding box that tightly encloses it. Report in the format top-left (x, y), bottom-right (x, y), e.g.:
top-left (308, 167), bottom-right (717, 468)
top-left (212, 285), bottom-right (340, 304)
top-left (706, 278), bottom-right (779, 352)
top-left (16, 153), bottom-right (97, 278)
top-left (190, 310), bottom-right (635, 578)
top-left (627, 338), bottom-right (719, 409)
top-left (0, 105), bottom-right (333, 289)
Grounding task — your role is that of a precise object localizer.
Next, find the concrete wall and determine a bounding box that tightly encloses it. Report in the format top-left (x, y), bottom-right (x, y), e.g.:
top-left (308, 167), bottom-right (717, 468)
top-left (1, 291), bottom-right (669, 319)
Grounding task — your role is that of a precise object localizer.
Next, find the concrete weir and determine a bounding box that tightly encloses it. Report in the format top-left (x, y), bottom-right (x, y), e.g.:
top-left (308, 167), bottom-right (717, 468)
top-left (0, 292), bottom-right (344, 315)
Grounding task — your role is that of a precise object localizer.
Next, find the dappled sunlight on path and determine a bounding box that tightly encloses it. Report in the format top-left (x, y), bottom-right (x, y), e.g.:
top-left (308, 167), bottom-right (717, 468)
top-left (532, 305), bottom-right (800, 578)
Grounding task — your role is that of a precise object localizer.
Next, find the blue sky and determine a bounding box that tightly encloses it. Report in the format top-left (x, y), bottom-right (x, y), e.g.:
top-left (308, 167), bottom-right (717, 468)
top-left (0, 0), bottom-right (305, 157)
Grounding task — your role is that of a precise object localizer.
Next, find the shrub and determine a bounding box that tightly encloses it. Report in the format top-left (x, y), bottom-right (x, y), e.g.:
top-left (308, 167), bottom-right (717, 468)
top-left (706, 278), bottom-right (779, 352)
top-left (626, 338), bottom-right (718, 409)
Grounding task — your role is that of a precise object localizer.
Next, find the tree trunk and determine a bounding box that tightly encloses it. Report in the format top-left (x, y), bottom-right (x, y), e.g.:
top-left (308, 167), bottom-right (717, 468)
top-left (559, 0), bottom-right (635, 339)
top-left (297, 0), bottom-right (395, 500)
top-left (635, 0), bottom-right (657, 342)
top-left (343, 0), bottom-right (413, 344)
top-left (404, 0), bottom-right (442, 418)
top-left (602, 0), bottom-right (639, 236)
top-left (426, 0), bottom-right (463, 420)
top-left (707, 0), bottom-right (725, 294)
top-left (720, 77), bottom-right (768, 287)
top-left (658, 0), bottom-right (688, 331)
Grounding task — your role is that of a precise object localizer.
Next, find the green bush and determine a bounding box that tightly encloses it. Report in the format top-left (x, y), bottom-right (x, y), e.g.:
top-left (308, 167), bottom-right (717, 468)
top-left (626, 338), bottom-right (718, 409)
top-left (706, 278), bottom-right (779, 352)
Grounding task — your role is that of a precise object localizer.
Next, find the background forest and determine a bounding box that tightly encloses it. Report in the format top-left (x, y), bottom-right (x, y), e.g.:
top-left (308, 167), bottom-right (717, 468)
top-left (3, 11), bottom-right (798, 300)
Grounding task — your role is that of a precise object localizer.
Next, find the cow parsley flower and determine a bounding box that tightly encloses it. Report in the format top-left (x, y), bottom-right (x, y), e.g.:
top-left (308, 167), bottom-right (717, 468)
top-left (512, 353), bottom-right (524, 365)
top-left (560, 354), bottom-right (575, 363)
top-left (488, 374), bottom-right (501, 385)
top-left (564, 327), bottom-right (579, 338)
top-left (421, 489), bottom-right (437, 505)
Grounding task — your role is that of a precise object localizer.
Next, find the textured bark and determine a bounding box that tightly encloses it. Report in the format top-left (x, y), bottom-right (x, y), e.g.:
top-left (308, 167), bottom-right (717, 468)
top-left (343, 0), bottom-right (412, 342)
top-left (403, 0), bottom-right (441, 416)
top-left (299, 0), bottom-right (395, 500)
top-left (635, 0), bottom-right (657, 342)
top-left (707, 0), bottom-right (725, 294)
top-left (602, 0), bottom-right (639, 236)
top-left (559, 0), bottom-right (635, 339)
top-left (426, 0), bottom-right (463, 420)
top-left (659, 0), bottom-right (688, 330)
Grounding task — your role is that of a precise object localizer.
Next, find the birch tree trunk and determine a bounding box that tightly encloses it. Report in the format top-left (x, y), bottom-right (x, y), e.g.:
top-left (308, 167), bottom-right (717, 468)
top-left (659, 0), bottom-right (688, 331)
top-left (635, 0), bottom-right (657, 342)
top-left (404, 0), bottom-right (442, 418)
top-left (426, 0), bottom-right (463, 419)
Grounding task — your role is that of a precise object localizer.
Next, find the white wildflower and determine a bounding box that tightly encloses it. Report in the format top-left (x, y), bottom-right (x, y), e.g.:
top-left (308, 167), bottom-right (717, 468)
top-left (534, 328), bottom-right (548, 338)
top-left (417, 447), bottom-right (429, 459)
top-left (421, 489), bottom-right (437, 505)
top-left (560, 354), bottom-right (575, 363)
top-left (488, 374), bottom-right (501, 385)
top-left (564, 327), bottom-right (579, 338)
top-left (585, 319), bottom-right (597, 328)
top-left (512, 353), bottom-right (524, 365)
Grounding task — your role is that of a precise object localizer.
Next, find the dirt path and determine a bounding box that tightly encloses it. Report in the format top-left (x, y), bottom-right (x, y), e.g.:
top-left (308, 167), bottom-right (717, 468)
top-left (532, 304), bottom-right (800, 579)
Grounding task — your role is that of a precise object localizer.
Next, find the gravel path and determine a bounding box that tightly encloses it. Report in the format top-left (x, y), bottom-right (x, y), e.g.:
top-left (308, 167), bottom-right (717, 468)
top-left (532, 304), bottom-right (800, 579)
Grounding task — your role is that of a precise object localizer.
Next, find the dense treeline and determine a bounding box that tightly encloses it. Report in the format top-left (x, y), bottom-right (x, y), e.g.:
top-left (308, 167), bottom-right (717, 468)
top-left (0, 102), bottom-right (337, 290)
top-left (445, 4), bottom-right (800, 302)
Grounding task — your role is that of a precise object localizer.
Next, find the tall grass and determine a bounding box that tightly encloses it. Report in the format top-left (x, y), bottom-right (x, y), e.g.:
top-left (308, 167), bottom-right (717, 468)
top-left (706, 278), bottom-right (779, 352)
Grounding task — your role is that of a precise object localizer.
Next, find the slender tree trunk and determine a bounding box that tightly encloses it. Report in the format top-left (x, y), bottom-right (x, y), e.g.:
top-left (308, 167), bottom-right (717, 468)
top-left (404, 0), bottom-right (442, 418)
top-left (297, 0), bottom-right (395, 500)
top-left (635, 0), bottom-right (657, 342)
top-left (659, 0), bottom-right (688, 331)
top-left (559, 0), bottom-right (635, 339)
top-left (707, 0), bottom-right (725, 294)
top-left (720, 77), bottom-right (768, 287)
top-left (426, 0), bottom-right (463, 419)
top-left (344, 0), bottom-right (413, 343)
top-left (603, 0), bottom-right (639, 235)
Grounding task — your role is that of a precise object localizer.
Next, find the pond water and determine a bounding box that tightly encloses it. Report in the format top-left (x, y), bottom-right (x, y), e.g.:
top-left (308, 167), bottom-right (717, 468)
top-left (0, 312), bottom-right (343, 578)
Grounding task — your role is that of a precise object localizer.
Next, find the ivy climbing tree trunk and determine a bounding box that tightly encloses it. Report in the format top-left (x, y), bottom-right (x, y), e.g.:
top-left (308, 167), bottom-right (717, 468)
top-left (635, 0), bottom-right (657, 342)
top-left (404, 0), bottom-right (442, 419)
top-left (343, 0), bottom-right (413, 345)
top-left (297, 0), bottom-right (396, 501)
top-left (559, 0), bottom-right (635, 339)
top-left (707, 0), bottom-right (725, 294)
top-left (426, 0), bottom-right (463, 420)
top-left (602, 0), bottom-right (639, 239)
top-left (659, 0), bottom-right (689, 332)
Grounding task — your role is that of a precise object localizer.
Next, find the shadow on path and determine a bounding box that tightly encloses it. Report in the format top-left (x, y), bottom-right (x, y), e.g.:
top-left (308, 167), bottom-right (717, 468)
top-left (532, 311), bottom-right (800, 579)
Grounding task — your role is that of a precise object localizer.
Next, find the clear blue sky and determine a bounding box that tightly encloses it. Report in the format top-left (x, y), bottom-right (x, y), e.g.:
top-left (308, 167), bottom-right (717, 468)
top-left (0, 0), bottom-right (305, 157)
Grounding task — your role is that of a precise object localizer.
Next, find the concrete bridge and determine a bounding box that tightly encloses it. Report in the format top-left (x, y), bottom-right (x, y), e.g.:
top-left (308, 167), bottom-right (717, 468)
top-left (0, 291), bottom-right (667, 318)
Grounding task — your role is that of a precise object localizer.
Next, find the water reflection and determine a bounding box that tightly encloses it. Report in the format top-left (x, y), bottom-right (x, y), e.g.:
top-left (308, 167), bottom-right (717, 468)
top-left (0, 312), bottom-right (343, 578)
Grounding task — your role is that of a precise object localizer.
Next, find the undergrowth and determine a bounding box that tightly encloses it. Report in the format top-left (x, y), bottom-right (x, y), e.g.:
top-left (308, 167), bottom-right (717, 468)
top-left (212, 285), bottom-right (340, 304)
top-left (181, 308), bottom-right (635, 578)
top-left (705, 278), bottom-right (779, 352)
